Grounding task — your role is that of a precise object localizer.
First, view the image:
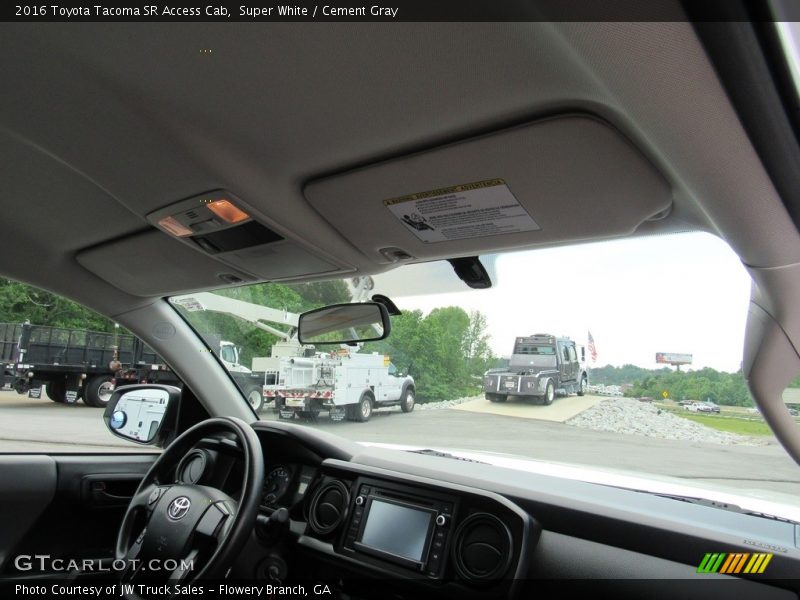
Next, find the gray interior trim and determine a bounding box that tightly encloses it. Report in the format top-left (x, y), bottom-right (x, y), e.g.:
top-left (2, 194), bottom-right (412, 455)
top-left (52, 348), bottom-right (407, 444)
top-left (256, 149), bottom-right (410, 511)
top-left (742, 298), bottom-right (800, 466)
top-left (77, 230), bottom-right (255, 297)
top-left (0, 456), bottom-right (56, 571)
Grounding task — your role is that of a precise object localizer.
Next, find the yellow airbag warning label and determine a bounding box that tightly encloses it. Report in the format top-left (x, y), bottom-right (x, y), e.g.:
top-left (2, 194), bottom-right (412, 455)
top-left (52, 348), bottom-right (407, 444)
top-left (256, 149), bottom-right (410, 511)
top-left (384, 178), bottom-right (540, 243)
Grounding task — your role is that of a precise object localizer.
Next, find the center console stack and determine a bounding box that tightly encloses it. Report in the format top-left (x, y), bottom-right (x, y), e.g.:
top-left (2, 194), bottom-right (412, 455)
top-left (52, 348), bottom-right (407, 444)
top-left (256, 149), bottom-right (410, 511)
top-left (302, 459), bottom-right (539, 598)
top-left (344, 478), bottom-right (455, 577)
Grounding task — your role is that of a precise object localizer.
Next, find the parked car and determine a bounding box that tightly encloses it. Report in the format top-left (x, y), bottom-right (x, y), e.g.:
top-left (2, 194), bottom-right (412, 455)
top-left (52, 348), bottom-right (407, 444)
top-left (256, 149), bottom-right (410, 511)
top-left (684, 402), bottom-right (718, 414)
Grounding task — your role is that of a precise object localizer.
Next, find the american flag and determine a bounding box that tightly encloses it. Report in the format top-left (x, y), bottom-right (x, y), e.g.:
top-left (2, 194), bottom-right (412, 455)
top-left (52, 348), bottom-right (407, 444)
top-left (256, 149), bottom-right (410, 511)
top-left (588, 331), bottom-right (598, 363)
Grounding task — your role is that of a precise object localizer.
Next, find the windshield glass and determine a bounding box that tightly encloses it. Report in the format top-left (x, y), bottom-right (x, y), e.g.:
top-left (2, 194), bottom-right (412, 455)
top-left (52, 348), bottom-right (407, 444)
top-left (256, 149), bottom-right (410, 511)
top-left (170, 232), bottom-right (800, 508)
top-left (515, 346), bottom-right (555, 355)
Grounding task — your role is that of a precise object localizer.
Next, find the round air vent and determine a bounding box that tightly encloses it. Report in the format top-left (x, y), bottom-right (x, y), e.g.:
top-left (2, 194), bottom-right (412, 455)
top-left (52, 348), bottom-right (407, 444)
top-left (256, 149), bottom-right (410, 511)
top-left (308, 479), bottom-right (350, 536)
top-left (452, 513), bottom-right (513, 583)
top-left (176, 449), bottom-right (207, 484)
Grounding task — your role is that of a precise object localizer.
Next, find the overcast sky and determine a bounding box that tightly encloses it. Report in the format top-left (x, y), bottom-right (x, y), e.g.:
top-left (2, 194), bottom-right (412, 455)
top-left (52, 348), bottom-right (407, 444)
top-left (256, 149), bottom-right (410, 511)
top-left (374, 233), bottom-right (752, 373)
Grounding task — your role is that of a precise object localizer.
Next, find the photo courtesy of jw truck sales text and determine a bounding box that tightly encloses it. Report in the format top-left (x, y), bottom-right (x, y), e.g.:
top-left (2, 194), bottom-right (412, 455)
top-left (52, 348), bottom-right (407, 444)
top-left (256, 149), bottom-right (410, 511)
top-left (14, 583), bottom-right (329, 597)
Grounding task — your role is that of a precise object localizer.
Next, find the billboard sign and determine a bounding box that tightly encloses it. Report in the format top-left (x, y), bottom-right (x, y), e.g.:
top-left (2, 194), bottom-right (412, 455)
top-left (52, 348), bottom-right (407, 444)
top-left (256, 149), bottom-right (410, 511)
top-left (656, 352), bottom-right (693, 365)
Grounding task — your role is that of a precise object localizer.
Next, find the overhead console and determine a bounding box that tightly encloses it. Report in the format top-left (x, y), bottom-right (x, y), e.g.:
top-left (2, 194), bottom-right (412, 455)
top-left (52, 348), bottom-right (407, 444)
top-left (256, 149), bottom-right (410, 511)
top-left (76, 190), bottom-right (354, 296)
top-left (299, 459), bottom-right (538, 599)
top-left (305, 114), bottom-right (673, 265)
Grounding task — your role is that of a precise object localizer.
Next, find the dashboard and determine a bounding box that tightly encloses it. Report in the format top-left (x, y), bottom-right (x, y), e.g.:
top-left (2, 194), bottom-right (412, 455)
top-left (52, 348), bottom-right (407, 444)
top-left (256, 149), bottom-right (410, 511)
top-left (178, 421), bottom-right (800, 600)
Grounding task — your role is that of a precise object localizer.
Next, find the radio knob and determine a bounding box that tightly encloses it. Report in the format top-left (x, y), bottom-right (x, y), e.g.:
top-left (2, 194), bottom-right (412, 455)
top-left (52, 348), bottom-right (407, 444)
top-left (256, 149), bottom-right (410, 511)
top-left (435, 514), bottom-right (449, 527)
top-left (355, 496), bottom-right (365, 506)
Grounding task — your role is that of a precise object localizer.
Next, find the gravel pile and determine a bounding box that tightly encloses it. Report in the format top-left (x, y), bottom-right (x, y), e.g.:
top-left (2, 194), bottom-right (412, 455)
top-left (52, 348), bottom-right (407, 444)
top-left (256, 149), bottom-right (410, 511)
top-left (567, 398), bottom-right (766, 446)
top-left (416, 395), bottom-right (481, 411)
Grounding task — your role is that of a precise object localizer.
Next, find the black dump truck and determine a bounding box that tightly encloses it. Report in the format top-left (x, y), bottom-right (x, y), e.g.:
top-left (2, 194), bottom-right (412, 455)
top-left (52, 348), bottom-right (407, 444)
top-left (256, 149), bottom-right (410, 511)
top-left (0, 321), bottom-right (178, 407)
top-left (483, 334), bottom-right (588, 405)
top-left (1, 321), bottom-right (271, 409)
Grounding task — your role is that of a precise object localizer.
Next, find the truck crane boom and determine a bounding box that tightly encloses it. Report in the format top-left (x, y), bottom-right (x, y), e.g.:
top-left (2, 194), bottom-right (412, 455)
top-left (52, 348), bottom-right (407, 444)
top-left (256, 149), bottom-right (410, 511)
top-left (170, 292), bottom-right (300, 340)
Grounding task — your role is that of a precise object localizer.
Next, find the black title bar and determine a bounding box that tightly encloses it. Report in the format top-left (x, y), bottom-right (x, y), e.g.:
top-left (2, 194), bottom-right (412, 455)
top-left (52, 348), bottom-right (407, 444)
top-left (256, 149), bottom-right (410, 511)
top-left (1, 0), bottom-right (797, 23)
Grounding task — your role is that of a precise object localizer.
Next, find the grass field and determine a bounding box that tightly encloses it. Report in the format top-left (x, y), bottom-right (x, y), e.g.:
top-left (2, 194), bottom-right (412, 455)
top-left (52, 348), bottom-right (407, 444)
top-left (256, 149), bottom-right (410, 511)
top-left (671, 411), bottom-right (775, 436)
top-left (652, 407), bottom-right (772, 435)
top-left (652, 402), bottom-right (778, 435)
top-left (654, 400), bottom-right (800, 436)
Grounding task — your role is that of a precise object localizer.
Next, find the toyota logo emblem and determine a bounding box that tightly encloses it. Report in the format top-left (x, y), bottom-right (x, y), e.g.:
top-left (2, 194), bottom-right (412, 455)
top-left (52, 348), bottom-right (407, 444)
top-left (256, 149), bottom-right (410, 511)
top-left (167, 496), bottom-right (192, 520)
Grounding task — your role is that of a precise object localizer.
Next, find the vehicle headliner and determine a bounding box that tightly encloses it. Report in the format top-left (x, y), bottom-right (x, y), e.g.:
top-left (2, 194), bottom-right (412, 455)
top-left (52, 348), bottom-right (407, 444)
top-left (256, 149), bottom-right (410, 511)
top-left (0, 20), bottom-right (797, 315)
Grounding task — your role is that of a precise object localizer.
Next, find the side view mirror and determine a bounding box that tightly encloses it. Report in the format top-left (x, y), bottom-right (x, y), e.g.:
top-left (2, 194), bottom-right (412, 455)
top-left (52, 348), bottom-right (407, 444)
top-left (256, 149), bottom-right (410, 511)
top-left (103, 384), bottom-right (180, 446)
top-left (297, 302), bottom-right (391, 345)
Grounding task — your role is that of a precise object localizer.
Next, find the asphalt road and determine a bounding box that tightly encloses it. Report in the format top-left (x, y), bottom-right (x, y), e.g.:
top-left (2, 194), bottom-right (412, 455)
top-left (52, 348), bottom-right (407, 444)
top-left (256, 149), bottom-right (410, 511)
top-left (2, 390), bottom-right (800, 501)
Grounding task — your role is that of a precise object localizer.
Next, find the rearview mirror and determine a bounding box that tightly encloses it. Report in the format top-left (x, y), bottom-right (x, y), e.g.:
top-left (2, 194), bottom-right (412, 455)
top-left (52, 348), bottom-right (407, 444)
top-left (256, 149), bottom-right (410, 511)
top-left (298, 302), bottom-right (390, 345)
top-left (103, 384), bottom-right (180, 446)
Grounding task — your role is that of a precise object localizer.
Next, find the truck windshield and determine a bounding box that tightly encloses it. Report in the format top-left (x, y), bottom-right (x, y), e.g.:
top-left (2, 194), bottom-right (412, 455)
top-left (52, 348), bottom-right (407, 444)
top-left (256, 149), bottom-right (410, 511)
top-left (219, 345), bottom-right (237, 364)
top-left (170, 282), bottom-right (355, 414)
top-left (167, 233), bottom-right (800, 510)
top-left (515, 345), bottom-right (555, 355)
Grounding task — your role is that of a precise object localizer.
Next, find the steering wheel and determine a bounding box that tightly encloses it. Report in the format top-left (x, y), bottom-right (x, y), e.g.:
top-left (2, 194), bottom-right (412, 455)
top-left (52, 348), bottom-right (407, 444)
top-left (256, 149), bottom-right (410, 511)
top-left (115, 417), bottom-right (264, 595)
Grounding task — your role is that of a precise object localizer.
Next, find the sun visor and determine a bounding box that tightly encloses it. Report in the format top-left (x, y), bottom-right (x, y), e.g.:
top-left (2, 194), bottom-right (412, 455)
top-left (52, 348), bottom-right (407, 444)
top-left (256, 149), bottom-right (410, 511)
top-left (304, 115), bottom-right (673, 263)
top-left (76, 230), bottom-right (259, 296)
top-left (76, 229), bottom-right (349, 297)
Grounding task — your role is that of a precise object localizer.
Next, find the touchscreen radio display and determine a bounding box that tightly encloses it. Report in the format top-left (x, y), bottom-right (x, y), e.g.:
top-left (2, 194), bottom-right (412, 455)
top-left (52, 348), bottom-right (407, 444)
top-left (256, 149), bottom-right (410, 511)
top-left (360, 499), bottom-right (433, 562)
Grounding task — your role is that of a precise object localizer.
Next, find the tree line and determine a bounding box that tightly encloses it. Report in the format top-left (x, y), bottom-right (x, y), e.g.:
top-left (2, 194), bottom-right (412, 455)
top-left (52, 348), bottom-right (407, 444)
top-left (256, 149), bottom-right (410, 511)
top-left (589, 364), bottom-right (673, 386)
top-left (363, 308), bottom-right (495, 402)
top-left (1, 278), bottom-right (494, 403)
top-left (0, 278), bottom-right (118, 333)
top-left (593, 364), bottom-right (755, 406)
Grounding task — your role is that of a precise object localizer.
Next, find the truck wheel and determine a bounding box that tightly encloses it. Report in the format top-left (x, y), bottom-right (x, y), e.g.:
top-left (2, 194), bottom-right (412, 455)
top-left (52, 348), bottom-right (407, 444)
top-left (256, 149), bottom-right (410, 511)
top-left (245, 386), bottom-right (264, 412)
top-left (350, 393), bottom-right (373, 422)
top-left (543, 380), bottom-right (555, 405)
top-left (486, 393), bottom-right (507, 403)
top-left (577, 376), bottom-right (587, 397)
top-left (83, 375), bottom-right (115, 407)
top-left (400, 387), bottom-right (415, 413)
top-left (46, 379), bottom-right (67, 403)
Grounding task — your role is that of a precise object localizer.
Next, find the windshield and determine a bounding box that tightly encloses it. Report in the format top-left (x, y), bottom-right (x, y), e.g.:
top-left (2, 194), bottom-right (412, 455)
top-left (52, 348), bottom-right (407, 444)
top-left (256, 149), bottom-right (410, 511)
top-left (515, 345), bottom-right (555, 355)
top-left (170, 232), bottom-right (800, 508)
